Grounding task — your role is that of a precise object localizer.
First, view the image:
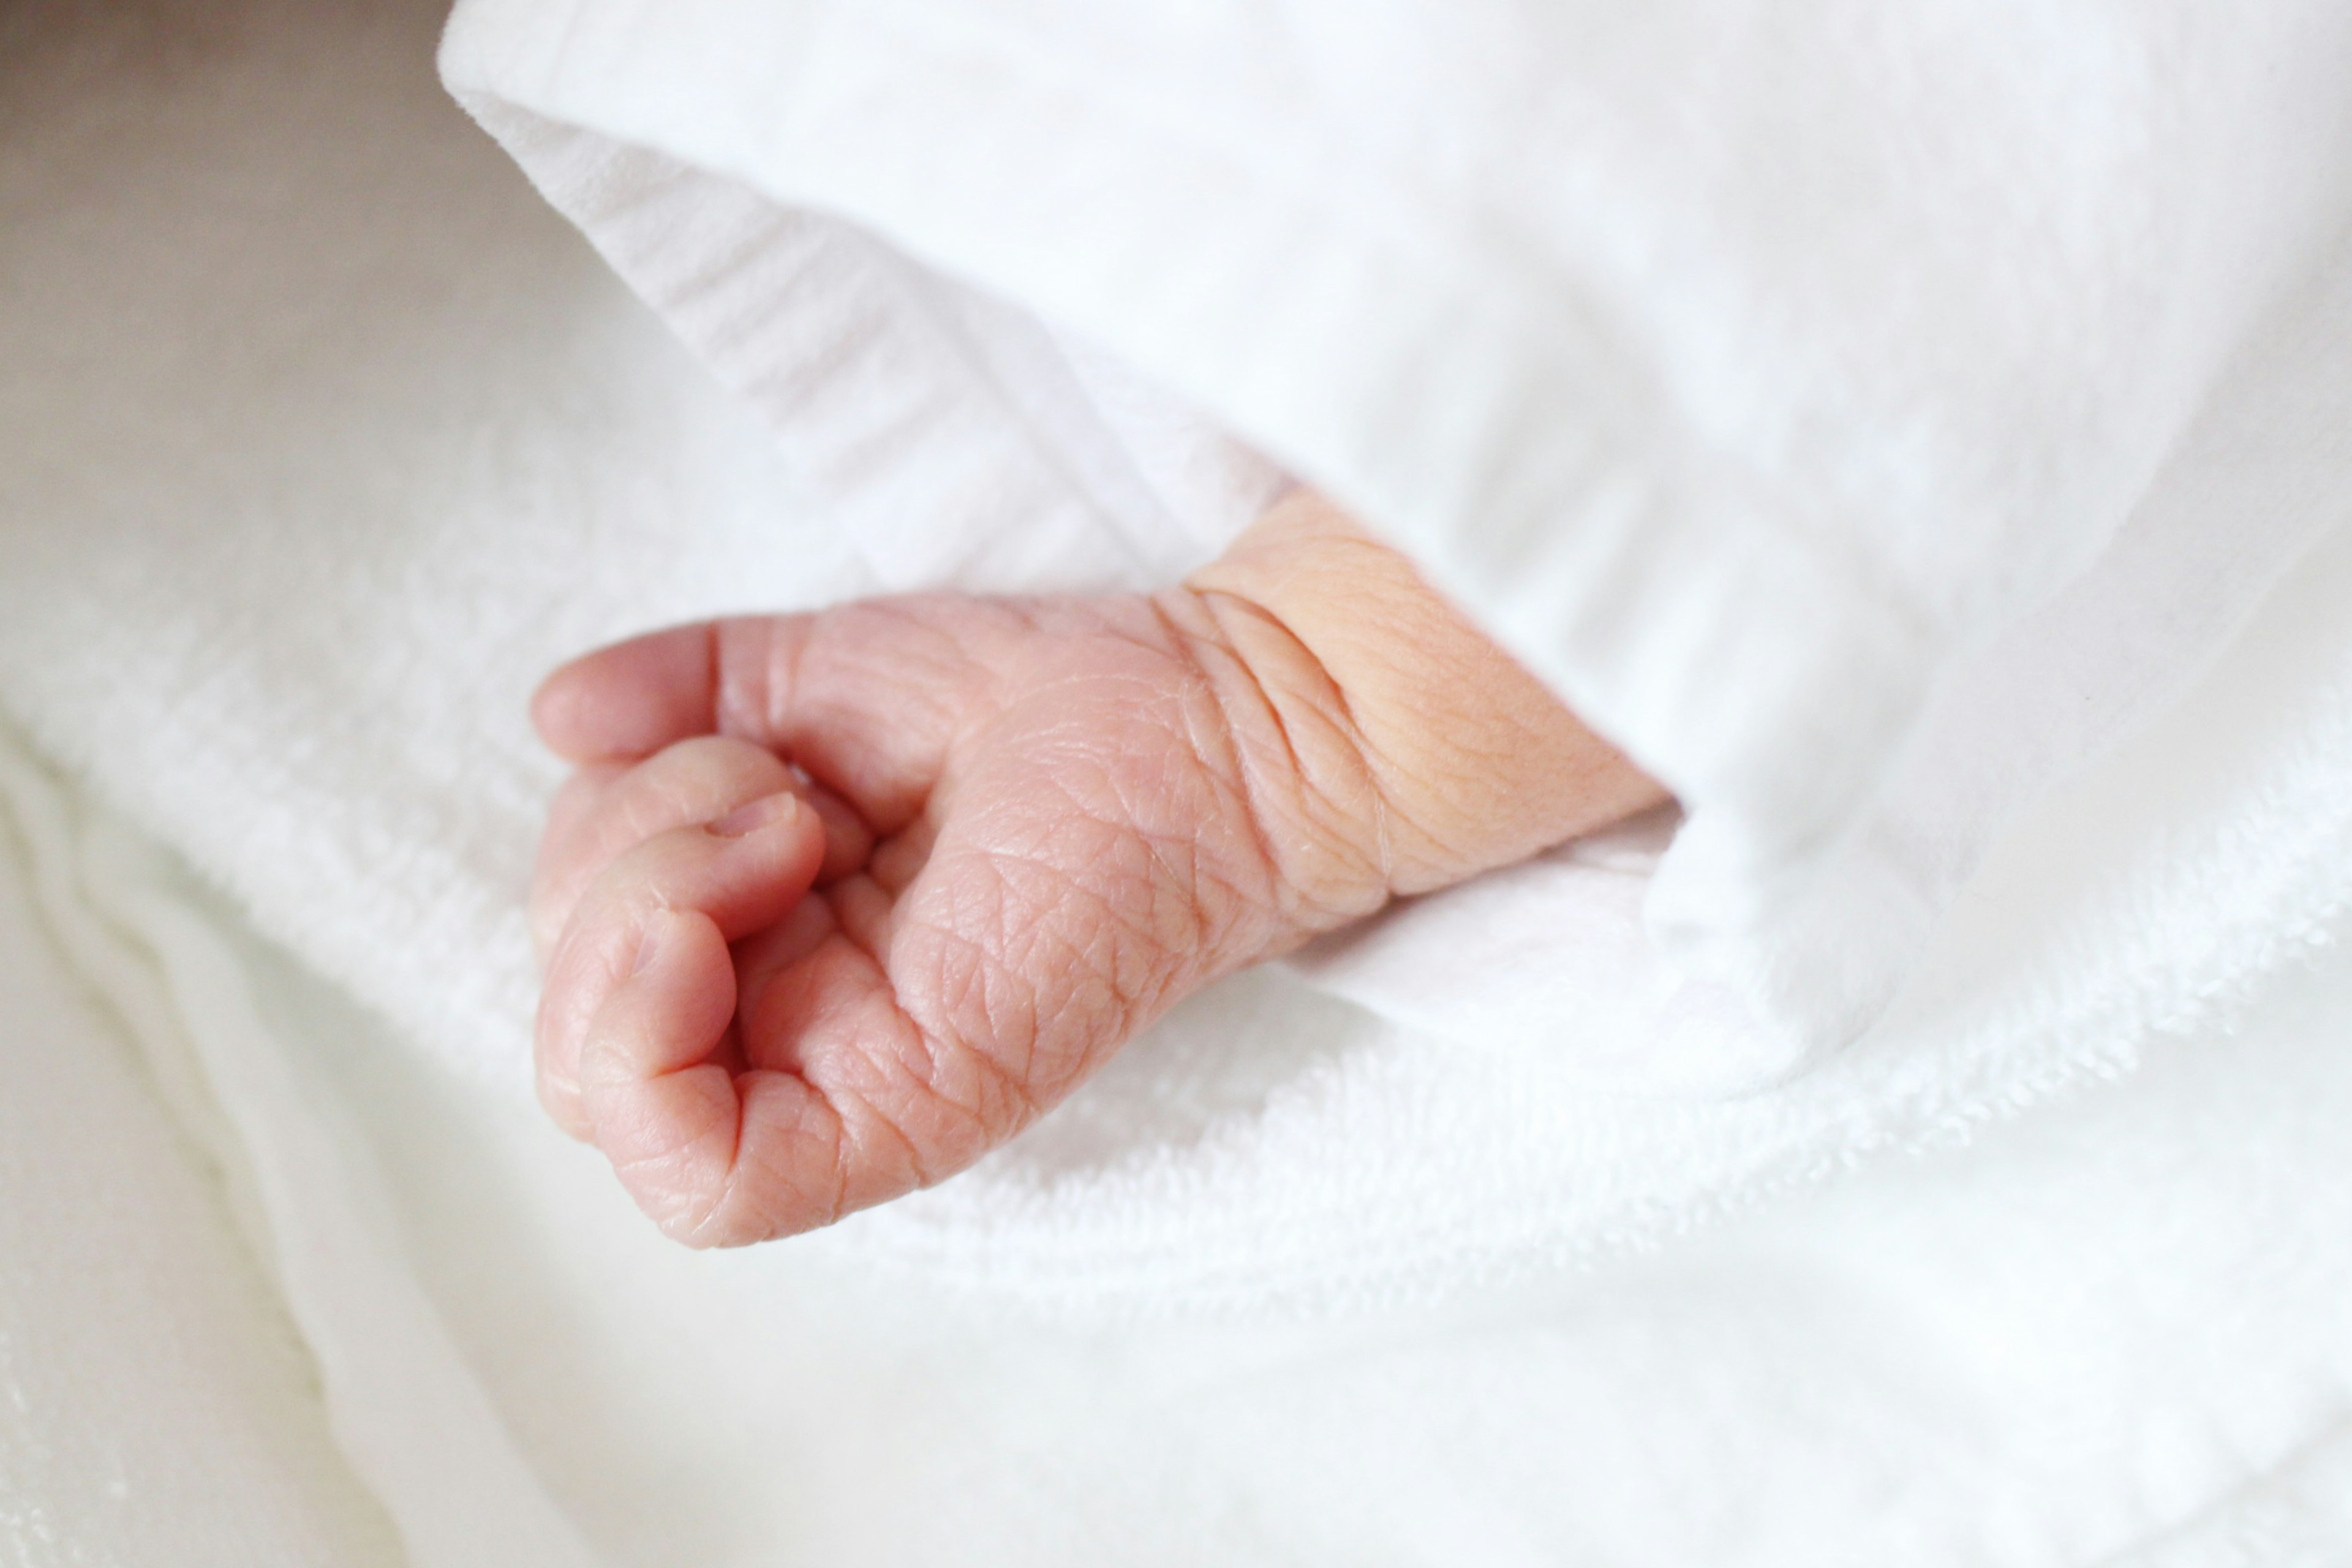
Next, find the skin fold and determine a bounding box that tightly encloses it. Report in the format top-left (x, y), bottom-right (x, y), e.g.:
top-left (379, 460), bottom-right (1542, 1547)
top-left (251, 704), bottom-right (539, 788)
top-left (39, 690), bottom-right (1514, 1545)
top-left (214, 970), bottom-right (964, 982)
top-left (529, 488), bottom-right (1668, 1246)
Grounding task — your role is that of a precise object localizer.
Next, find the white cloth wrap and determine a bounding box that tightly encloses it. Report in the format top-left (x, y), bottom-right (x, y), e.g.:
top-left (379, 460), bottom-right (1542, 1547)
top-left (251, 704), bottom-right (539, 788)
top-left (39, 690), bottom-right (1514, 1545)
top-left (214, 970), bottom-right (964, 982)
top-left (440, 0), bottom-right (2352, 1060)
top-left (9, 0), bottom-right (2352, 1319)
top-left (20, 9), bottom-right (2352, 1561)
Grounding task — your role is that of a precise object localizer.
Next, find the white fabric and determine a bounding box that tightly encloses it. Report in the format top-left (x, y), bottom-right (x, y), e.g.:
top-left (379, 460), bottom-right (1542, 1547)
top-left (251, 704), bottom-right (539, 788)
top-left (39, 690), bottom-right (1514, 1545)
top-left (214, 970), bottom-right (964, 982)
top-left (0, 729), bottom-right (592, 1568)
top-left (0, 0), bottom-right (852, 1085)
top-left (439, 0), bottom-right (2352, 1058)
top-left (19, 671), bottom-right (2352, 1567)
top-left (14, 5), bottom-right (2352, 1563)
top-left (11, 0), bottom-right (2352, 1320)
top-left (0, 739), bottom-right (402, 1568)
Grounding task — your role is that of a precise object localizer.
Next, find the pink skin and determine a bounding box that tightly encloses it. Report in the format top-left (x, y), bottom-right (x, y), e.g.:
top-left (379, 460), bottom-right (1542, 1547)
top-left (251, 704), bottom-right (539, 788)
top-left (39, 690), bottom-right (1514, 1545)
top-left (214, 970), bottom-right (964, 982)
top-left (531, 495), bottom-right (1666, 1247)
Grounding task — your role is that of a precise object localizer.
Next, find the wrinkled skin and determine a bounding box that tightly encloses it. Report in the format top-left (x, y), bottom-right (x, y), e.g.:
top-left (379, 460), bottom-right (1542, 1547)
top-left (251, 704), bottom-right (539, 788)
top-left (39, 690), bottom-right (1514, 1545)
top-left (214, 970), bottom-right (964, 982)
top-left (530, 490), bottom-right (1667, 1246)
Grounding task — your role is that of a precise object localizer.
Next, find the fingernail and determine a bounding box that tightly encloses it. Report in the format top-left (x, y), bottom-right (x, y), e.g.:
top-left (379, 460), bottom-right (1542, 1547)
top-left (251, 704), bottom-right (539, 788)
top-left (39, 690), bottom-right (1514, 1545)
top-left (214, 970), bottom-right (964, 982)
top-left (707, 792), bottom-right (799, 839)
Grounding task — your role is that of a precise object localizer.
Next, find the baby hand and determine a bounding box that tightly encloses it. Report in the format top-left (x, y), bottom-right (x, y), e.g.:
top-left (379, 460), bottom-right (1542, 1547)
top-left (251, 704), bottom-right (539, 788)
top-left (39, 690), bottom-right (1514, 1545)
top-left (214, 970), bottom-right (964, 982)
top-left (529, 491), bottom-right (1664, 1245)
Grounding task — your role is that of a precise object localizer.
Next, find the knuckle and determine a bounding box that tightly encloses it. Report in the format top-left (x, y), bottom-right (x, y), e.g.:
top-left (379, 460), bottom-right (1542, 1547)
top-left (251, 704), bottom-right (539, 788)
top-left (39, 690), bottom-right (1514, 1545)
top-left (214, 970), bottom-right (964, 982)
top-left (713, 614), bottom-right (802, 742)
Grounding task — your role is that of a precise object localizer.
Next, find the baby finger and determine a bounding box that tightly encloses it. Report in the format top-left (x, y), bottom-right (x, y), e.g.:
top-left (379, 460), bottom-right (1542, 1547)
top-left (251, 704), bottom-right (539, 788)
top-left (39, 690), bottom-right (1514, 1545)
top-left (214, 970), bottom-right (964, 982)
top-left (534, 791), bottom-right (825, 1141)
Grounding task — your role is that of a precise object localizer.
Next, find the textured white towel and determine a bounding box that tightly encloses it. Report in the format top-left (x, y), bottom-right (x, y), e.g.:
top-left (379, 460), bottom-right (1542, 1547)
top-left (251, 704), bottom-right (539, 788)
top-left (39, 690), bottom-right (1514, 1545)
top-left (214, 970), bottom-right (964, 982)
top-left (19, 677), bottom-right (2352, 1567)
top-left (7, 0), bottom-right (2352, 1321)
top-left (0, 742), bottom-right (403, 1568)
top-left (440, 0), bottom-right (2352, 1058)
top-left (18, 8), bottom-right (2352, 1563)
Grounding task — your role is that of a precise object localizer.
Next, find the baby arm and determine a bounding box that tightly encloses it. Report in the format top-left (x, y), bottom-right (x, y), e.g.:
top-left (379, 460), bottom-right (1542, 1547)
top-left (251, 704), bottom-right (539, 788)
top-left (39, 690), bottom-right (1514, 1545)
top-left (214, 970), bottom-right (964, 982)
top-left (529, 488), bottom-right (1666, 1245)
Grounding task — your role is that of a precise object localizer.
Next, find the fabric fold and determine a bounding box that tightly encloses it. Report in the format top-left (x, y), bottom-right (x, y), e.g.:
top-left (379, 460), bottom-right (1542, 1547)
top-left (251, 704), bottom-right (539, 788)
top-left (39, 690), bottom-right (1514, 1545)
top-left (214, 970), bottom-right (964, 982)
top-left (15, 0), bottom-right (2352, 1319)
top-left (442, 0), bottom-right (2352, 1053)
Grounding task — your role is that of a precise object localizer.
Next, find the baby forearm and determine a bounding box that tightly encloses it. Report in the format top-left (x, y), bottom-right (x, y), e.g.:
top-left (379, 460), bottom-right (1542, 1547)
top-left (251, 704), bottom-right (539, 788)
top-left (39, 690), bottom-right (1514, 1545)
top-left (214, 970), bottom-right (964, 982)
top-left (1170, 488), bottom-right (1666, 919)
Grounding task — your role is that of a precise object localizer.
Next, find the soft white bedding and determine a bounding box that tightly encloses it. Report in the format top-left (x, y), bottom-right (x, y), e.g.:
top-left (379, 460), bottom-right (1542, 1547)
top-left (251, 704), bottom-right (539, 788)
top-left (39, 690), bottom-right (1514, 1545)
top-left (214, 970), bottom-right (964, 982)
top-left (14, 663), bottom-right (2352, 1566)
top-left (0, 745), bottom-right (401, 1568)
top-left (10, 2), bottom-right (2352, 1563)
top-left (12, 0), bottom-right (2352, 1319)
top-left (445, 0), bottom-right (2352, 1058)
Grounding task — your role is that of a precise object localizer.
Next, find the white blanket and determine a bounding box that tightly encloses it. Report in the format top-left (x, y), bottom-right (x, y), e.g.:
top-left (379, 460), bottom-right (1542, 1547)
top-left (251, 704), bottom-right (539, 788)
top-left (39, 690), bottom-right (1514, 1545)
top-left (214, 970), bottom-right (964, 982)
top-left (0, 747), bottom-right (404, 1568)
top-left (15, 661), bottom-right (2352, 1564)
top-left (7, 0), bottom-right (2352, 1316)
top-left (441, 0), bottom-right (2352, 1056)
top-left (13, 1), bottom-right (2352, 1562)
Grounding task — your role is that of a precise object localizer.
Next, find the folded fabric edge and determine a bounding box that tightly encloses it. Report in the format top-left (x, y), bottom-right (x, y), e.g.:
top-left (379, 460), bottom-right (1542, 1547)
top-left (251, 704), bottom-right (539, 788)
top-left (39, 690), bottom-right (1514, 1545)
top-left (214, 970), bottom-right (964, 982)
top-left (0, 722), bottom-right (598, 1568)
top-left (436, 1), bottom-right (1962, 1057)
